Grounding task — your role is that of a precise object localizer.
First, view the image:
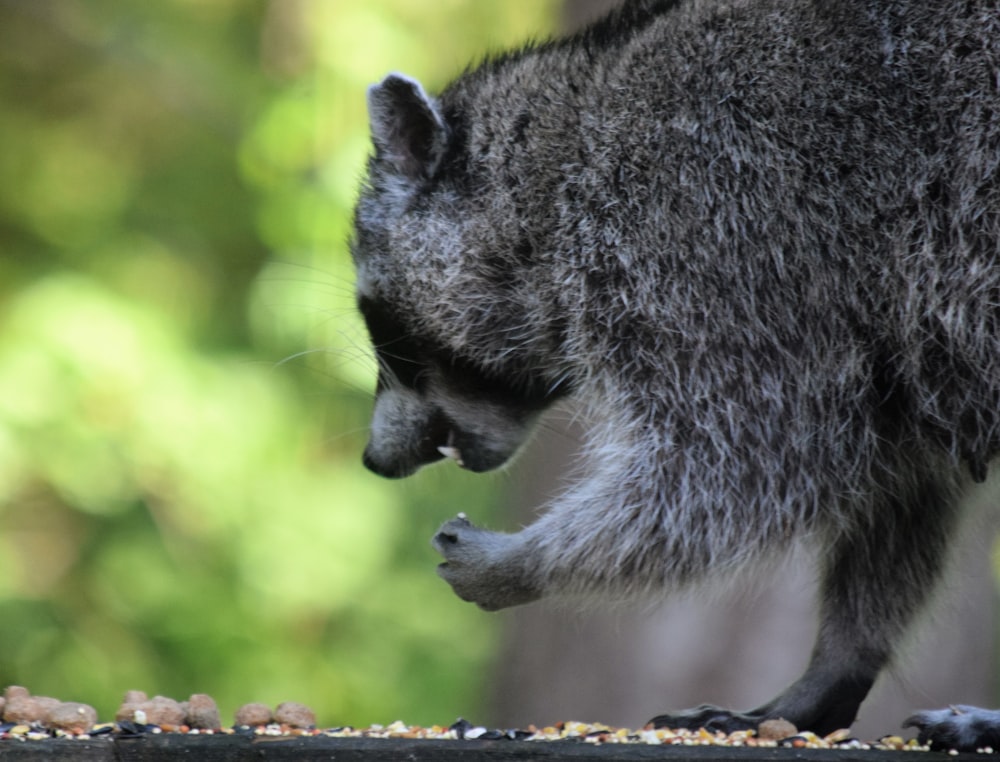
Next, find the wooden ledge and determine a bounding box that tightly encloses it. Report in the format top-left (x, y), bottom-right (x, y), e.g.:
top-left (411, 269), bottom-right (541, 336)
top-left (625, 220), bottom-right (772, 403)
top-left (0, 735), bottom-right (987, 761)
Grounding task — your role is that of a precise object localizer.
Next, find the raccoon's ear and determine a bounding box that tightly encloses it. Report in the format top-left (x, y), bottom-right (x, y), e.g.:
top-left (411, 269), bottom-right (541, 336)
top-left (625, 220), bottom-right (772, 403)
top-left (367, 73), bottom-right (448, 180)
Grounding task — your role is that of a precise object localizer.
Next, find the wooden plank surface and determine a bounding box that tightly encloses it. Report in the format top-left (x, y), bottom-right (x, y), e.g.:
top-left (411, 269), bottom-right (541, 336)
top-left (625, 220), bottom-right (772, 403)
top-left (0, 736), bottom-right (989, 762)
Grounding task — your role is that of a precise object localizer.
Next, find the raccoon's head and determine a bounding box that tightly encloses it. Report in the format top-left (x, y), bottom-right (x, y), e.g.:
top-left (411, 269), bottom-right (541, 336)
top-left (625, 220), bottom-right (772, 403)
top-left (351, 73), bottom-right (566, 479)
top-left (355, 291), bottom-right (554, 479)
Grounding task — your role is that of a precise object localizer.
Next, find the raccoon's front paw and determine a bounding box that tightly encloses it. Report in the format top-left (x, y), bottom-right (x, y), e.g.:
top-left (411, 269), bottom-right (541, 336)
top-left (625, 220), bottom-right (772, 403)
top-left (432, 514), bottom-right (540, 611)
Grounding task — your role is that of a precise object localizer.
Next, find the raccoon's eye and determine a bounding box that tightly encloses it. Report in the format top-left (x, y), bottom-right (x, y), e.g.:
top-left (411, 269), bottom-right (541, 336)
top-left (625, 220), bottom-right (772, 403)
top-left (437, 353), bottom-right (560, 413)
top-left (358, 295), bottom-right (425, 388)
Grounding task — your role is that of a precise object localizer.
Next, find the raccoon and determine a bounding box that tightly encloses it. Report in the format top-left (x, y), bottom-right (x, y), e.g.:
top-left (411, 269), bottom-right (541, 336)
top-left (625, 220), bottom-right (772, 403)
top-left (350, 0), bottom-right (1000, 749)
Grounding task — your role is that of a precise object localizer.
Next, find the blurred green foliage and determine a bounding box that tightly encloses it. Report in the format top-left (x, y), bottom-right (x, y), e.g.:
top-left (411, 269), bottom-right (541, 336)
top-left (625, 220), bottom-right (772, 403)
top-left (0, 0), bottom-right (559, 726)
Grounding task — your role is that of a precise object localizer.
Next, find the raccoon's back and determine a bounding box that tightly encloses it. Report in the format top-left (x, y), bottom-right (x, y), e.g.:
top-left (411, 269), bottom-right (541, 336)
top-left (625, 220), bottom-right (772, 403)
top-left (560, 0), bottom-right (1000, 329)
top-left (537, 0), bottom-right (1000, 468)
top-left (432, 0), bottom-right (1000, 459)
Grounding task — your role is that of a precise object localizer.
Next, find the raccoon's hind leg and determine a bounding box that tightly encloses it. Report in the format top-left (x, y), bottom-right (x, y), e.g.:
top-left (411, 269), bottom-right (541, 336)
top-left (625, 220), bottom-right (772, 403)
top-left (904, 706), bottom-right (1000, 752)
top-left (650, 470), bottom-right (965, 736)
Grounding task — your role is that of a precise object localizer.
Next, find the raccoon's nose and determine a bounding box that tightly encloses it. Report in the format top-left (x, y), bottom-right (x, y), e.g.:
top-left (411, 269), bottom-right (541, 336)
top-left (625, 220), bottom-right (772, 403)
top-left (363, 453), bottom-right (410, 479)
top-left (361, 444), bottom-right (406, 478)
top-left (362, 439), bottom-right (444, 479)
top-left (361, 448), bottom-right (380, 474)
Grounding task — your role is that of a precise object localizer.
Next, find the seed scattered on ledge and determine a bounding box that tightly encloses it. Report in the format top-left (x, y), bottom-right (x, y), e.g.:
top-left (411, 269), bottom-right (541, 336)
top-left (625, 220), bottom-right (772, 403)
top-left (0, 686), bottom-right (951, 751)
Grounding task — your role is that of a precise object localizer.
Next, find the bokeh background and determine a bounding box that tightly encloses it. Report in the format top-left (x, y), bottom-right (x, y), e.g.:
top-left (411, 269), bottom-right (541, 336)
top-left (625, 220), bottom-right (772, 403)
top-left (1, 0), bottom-right (997, 736)
top-left (0, 0), bottom-right (560, 726)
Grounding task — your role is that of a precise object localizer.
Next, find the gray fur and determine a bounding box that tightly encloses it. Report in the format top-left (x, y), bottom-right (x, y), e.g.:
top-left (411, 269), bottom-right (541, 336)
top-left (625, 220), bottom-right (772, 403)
top-left (351, 0), bottom-right (1000, 744)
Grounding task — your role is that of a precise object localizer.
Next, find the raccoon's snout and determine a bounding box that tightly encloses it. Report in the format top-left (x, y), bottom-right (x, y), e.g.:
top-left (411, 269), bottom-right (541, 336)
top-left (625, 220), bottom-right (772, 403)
top-left (363, 388), bottom-right (450, 478)
top-left (364, 387), bottom-right (540, 478)
top-left (362, 444), bottom-right (443, 479)
top-left (362, 424), bottom-right (511, 478)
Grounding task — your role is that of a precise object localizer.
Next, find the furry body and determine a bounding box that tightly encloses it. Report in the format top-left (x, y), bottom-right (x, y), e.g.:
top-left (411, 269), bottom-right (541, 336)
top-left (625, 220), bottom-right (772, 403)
top-left (351, 0), bottom-right (1000, 748)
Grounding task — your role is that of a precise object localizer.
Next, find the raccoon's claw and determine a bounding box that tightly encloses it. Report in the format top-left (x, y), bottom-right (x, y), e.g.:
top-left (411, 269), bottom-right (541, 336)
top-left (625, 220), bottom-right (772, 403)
top-left (433, 512), bottom-right (471, 545)
top-left (648, 706), bottom-right (763, 734)
top-left (432, 515), bottom-right (540, 611)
